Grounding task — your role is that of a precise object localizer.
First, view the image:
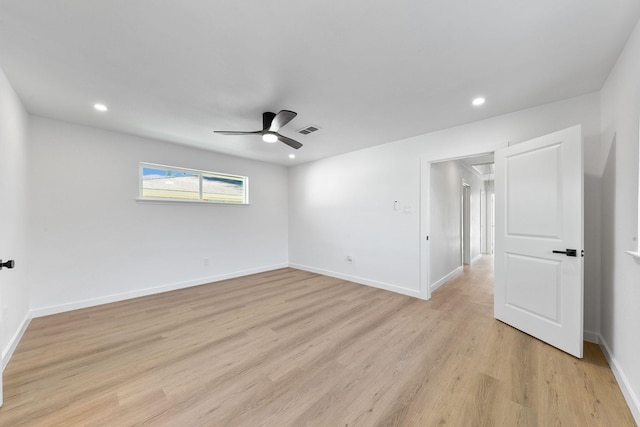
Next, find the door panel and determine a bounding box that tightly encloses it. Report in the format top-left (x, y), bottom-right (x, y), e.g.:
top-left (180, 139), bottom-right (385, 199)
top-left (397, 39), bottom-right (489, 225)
top-left (506, 144), bottom-right (562, 238)
top-left (495, 126), bottom-right (583, 358)
top-left (505, 254), bottom-right (561, 323)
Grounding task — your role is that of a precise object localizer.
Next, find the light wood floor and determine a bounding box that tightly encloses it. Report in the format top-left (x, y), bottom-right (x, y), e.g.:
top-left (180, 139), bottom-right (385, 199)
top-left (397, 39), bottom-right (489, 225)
top-left (1, 256), bottom-right (635, 426)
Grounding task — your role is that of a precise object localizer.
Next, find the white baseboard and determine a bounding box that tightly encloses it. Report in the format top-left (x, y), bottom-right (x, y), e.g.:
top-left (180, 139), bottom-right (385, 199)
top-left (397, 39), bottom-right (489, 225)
top-left (31, 263), bottom-right (288, 318)
top-left (2, 311), bottom-right (32, 372)
top-left (599, 335), bottom-right (640, 425)
top-left (431, 266), bottom-right (463, 292)
top-left (583, 330), bottom-right (599, 344)
top-left (471, 254), bottom-right (483, 264)
top-left (289, 263), bottom-right (422, 299)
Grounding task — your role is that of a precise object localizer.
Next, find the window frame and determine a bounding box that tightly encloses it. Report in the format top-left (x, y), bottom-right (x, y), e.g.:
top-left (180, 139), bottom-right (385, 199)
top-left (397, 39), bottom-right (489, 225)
top-left (138, 162), bottom-right (249, 205)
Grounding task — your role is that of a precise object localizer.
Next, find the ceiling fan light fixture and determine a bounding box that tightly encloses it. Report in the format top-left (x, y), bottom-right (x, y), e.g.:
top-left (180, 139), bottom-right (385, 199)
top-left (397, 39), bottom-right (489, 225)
top-left (215, 111), bottom-right (303, 149)
top-left (262, 133), bottom-right (278, 143)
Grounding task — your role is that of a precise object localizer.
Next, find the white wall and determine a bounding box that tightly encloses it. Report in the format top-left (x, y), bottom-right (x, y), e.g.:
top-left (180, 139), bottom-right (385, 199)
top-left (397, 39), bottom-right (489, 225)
top-left (0, 68), bottom-right (30, 371)
top-left (289, 92), bottom-right (601, 331)
top-left (28, 117), bottom-right (289, 315)
top-left (599, 19), bottom-right (640, 422)
top-left (288, 146), bottom-right (421, 297)
top-left (429, 160), bottom-right (484, 288)
top-left (469, 174), bottom-right (482, 261)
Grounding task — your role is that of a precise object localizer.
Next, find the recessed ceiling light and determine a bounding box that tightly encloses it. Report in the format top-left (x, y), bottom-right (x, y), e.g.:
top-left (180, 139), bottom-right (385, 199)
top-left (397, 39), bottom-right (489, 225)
top-left (289, 154), bottom-right (295, 159)
top-left (94, 103), bottom-right (108, 112)
top-left (262, 133), bottom-right (278, 143)
top-left (472, 97), bottom-right (485, 107)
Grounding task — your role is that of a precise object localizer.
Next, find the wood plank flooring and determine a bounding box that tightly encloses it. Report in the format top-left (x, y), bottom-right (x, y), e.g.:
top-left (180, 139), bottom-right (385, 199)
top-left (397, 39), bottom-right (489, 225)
top-left (0, 256), bottom-right (636, 426)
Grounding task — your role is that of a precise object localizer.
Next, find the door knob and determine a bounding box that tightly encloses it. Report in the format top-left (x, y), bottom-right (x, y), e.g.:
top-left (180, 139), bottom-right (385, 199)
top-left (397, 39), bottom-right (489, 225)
top-left (552, 249), bottom-right (577, 257)
top-left (0, 259), bottom-right (15, 270)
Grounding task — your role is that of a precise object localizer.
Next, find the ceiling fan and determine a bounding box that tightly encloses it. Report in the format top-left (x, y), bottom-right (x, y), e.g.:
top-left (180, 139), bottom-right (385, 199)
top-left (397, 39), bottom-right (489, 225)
top-left (214, 110), bottom-right (303, 149)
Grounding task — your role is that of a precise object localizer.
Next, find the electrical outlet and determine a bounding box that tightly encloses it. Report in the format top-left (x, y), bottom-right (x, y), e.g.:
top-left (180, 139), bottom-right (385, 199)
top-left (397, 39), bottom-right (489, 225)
top-left (346, 256), bottom-right (353, 262)
top-left (203, 258), bottom-right (209, 266)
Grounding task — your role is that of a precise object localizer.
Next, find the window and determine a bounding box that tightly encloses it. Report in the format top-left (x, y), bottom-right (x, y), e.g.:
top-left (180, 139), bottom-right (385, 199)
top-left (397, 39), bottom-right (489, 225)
top-left (139, 163), bottom-right (248, 204)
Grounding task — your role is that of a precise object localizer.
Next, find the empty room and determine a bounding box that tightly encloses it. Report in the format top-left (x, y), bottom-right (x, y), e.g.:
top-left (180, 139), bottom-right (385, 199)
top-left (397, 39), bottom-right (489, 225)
top-left (1, 1), bottom-right (639, 425)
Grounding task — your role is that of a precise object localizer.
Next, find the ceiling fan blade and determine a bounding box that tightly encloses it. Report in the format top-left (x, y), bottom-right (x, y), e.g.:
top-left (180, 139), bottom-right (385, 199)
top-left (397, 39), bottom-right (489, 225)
top-left (277, 134), bottom-right (303, 149)
top-left (263, 112), bottom-right (276, 131)
top-left (269, 110), bottom-right (297, 132)
top-left (214, 130), bottom-right (263, 135)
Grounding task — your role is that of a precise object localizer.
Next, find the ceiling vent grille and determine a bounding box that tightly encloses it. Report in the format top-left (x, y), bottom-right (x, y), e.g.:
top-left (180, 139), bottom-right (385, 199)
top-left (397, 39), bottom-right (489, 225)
top-left (298, 125), bottom-right (320, 135)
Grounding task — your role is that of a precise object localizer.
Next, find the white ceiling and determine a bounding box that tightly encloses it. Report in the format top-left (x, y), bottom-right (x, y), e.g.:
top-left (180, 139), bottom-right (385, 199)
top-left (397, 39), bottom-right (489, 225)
top-left (1, 1), bottom-right (639, 166)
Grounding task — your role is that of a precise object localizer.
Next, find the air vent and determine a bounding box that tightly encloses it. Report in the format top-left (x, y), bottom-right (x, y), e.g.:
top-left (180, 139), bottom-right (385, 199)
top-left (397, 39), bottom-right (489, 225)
top-left (298, 125), bottom-right (320, 135)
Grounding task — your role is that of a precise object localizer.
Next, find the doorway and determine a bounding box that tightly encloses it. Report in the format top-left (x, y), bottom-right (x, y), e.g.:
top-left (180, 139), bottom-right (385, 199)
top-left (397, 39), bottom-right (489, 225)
top-left (420, 126), bottom-right (583, 358)
top-left (425, 153), bottom-right (495, 293)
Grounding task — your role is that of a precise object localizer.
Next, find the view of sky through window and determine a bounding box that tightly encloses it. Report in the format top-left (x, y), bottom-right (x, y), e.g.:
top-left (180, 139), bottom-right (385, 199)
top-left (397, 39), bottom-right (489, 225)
top-left (141, 165), bottom-right (246, 203)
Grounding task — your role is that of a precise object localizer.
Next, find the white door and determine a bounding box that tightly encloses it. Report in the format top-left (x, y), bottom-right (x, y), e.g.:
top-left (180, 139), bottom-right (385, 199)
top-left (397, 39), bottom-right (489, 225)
top-left (494, 126), bottom-right (583, 358)
top-left (480, 190), bottom-right (486, 254)
top-left (0, 248), bottom-right (4, 407)
top-left (0, 195), bottom-right (5, 406)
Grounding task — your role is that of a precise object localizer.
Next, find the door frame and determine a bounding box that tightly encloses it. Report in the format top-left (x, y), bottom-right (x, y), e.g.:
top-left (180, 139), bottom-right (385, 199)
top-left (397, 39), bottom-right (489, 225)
top-left (489, 193), bottom-right (495, 254)
top-left (480, 189), bottom-right (486, 254)
top-left (420, 150), bottom-right (498, 299)
top-left (461, 181), bottom-right (471, 265)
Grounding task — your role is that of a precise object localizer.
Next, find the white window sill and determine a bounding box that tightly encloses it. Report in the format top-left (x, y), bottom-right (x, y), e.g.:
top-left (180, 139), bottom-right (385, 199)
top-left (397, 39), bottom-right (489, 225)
top-left (136, 198), bottom-right (249, 206)
top-left (626, 251), bottom-right (640, 263)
